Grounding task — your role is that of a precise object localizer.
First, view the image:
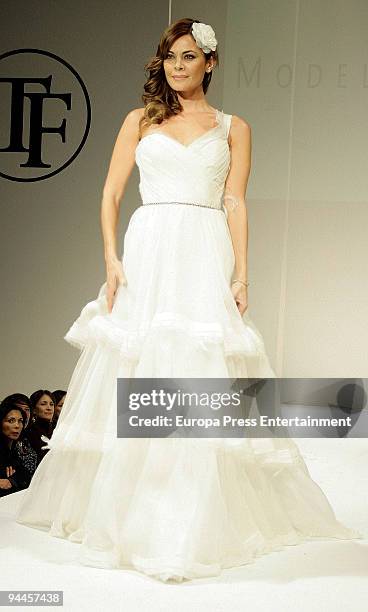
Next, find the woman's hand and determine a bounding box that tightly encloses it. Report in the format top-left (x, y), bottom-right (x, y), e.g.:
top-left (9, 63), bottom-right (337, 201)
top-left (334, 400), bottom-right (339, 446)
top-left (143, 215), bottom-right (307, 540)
top-left (0, 478), bottom-right (12, 490)
top-left (6, 466), bottom-right (16, 478)
top-left (106, 257), bottom-right (127, 313)
top-left (231, 281), bottom-right (248, 316)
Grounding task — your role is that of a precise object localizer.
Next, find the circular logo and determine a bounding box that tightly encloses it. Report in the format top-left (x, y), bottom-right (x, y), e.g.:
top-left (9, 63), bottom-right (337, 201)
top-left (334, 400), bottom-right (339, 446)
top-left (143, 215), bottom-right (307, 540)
top-left (0, 48), bottom-right (91, 182)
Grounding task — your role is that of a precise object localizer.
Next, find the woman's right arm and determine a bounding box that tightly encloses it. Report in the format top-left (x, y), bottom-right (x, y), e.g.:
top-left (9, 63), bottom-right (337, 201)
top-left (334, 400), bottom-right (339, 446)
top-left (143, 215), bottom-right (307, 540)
top-left (101, 108), bottom-right (143, 312)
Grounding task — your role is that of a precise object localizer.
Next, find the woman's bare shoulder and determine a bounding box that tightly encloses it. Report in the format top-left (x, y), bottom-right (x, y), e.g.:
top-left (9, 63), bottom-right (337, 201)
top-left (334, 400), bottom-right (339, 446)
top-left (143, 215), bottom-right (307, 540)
top-left (129, 107), bottom-right (145, 118)
top-left (115, 108), bottom-right (145, 141)
top-left (229, 113), bottom-right (251, 132)
top-left (122, 107), bottom-right (145, 126)
top-left (228, 114), bottom-right (251, 146)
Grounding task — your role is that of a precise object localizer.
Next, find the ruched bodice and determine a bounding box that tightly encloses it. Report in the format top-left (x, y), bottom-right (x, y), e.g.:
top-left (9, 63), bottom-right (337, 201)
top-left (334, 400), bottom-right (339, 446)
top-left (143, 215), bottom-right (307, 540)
top-left (135, 109), bottom-right (232, 210)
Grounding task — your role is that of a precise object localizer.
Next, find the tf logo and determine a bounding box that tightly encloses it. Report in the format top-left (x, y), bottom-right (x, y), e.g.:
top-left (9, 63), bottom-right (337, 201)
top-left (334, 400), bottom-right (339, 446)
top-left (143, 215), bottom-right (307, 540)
top-left (0, 48), bottom-right (91, 182)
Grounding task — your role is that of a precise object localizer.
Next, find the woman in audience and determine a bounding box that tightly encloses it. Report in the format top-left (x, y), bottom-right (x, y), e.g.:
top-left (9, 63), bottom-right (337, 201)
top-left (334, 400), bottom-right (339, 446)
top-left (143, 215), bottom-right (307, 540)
top-left (27, 390), bottom-right (55, 465)
top-left (0, 394), bottom-right (38, 479)
top-left (52, 390), bottom-right (67, 427)
top-left (1, 394), bottom-right (31, 429)
top-left (0, 403), bottom-right (31, 496)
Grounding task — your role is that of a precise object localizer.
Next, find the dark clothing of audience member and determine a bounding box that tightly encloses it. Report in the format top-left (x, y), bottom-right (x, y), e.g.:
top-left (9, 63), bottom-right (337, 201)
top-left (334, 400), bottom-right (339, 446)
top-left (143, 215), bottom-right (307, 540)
top-left (14, 435), bottom-right (38, 478)
top-left (26, 417), bottom-right (54, 466)
top-left (0, 436), bottom-right (31, 497)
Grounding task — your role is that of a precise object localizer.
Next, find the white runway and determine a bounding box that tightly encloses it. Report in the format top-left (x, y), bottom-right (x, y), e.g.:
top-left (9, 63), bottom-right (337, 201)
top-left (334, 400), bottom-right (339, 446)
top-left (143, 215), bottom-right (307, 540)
top-left (1, 438), bottom-right (367, 612)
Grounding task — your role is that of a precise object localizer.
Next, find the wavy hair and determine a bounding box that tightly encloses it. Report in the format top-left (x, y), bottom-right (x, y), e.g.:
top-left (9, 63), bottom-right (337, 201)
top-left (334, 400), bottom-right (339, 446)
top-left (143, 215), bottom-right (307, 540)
top-left (139, 17), bottom-right (219, 136)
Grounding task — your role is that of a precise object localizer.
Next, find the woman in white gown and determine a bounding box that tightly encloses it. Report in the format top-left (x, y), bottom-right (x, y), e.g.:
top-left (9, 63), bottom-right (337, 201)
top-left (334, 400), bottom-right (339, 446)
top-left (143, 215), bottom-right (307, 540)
top-left (15, 18), bottom-right (361, 582)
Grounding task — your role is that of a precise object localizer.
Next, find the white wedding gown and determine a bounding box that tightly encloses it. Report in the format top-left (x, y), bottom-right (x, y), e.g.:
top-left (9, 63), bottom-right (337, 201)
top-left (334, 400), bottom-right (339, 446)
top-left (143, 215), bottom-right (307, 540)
top-left (15, 109), bottom-right (361, 582)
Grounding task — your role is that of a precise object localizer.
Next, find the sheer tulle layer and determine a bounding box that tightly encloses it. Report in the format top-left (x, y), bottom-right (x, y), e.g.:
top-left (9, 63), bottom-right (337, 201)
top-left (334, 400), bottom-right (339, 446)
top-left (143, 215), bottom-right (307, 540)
top-left (15, 340), bottom-right (362, 582)
top-left (16, 430), bottom-right (361, 583)
top-left (33, 340), bottom-right (273, 454)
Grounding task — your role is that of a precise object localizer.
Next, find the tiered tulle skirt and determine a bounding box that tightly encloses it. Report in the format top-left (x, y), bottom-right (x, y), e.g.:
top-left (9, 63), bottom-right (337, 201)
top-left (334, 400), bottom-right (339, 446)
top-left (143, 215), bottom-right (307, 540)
top-left (15, 204), bottom-right (362, 581)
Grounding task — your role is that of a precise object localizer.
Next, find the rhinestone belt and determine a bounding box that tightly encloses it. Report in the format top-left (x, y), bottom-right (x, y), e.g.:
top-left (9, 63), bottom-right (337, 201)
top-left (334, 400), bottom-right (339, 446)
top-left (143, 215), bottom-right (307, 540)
top-left (142, 201), bottom-right (223, 211)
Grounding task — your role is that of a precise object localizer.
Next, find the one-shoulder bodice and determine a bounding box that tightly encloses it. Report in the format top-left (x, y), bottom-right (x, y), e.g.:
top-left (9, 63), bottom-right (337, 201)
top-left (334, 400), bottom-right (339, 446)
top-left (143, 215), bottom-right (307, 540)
top-left (135, 109), bottom-right (232, 210)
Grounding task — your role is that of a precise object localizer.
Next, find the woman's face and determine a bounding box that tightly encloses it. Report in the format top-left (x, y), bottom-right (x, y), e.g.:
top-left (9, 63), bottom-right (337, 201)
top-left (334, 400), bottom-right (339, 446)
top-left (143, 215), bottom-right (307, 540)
top-left (163, 34), bottom-right (214, 93)
top-left (34, 394), bottom-right (54, 420)
top-left (55, 395), bottom-right (66, 417)
top-left (1, 409), bottom-right (24, 441)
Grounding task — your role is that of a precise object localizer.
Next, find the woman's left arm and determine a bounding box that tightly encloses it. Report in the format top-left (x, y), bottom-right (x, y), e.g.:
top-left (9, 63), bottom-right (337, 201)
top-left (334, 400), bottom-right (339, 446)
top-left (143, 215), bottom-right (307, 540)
top-left (223, 115), bottom-right (252, 315)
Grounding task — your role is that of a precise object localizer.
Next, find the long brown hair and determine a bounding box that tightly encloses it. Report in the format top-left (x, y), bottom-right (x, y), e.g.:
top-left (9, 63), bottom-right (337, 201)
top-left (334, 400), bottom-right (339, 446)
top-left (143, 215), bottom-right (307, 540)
top-left (139, 18), bottom-right (219, 137)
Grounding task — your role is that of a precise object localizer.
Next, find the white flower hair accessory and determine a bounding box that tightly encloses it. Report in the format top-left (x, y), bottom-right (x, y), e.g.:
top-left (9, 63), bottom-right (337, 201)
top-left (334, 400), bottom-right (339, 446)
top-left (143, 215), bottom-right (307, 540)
top-left (191, 22), bottom-right (217, 53)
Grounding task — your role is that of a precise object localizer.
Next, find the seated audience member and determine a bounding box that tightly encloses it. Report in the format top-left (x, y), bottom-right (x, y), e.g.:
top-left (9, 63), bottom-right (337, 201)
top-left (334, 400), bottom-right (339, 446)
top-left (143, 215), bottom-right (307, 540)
top-left (52, 389), bottom-right (66, 427)
top-left (0, 403), bottom-right (31, 496)
top-left (0, 394), bottom-right (38, 479)
top-left (27, 390), bottom-right (55, 465)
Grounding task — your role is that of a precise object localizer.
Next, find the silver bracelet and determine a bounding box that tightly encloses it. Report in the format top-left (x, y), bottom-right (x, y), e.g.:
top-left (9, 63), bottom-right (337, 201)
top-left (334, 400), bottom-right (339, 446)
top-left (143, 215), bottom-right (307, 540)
top-left (232, 279), bottom-right (249, 287)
